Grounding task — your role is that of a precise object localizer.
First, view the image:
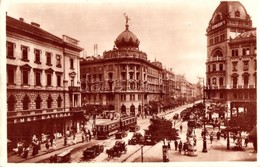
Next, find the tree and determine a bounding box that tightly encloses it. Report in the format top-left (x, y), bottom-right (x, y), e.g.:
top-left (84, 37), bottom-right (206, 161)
top-left (148, 118), bottom-right (179, 142)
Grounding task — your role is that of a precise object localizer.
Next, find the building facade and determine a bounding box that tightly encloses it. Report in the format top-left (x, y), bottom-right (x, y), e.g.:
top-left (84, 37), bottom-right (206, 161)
top-left (205, 1), bottom-right (256, 118)
top-left (80, 17), bottom-right (165, 116)
top-left (6, 15), bottom-right (84, 143)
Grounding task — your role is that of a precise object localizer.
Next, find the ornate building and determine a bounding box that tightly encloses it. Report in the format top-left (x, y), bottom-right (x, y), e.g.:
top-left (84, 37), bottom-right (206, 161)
top-left (80, 15), bottom-right (165, 116)
top-left (205, 1), bottom-right (256, 118)
top-left (6, 15), bottom-right (84, 143)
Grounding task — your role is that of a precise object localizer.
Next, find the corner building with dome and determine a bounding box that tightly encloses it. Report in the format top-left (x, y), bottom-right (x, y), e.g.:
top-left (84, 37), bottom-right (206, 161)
top-left (205, 1), bottom-right (256, 118)
top-left (80, 19), bottom-right (165, 116)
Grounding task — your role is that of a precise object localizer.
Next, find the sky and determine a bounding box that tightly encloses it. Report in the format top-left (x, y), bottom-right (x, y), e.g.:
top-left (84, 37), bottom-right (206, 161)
top-left (5, 0), bottom-right (259, 83)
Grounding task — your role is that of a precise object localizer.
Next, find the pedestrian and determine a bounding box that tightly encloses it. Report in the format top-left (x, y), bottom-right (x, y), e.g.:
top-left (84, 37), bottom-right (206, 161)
top-left (88, 129), bottom-right (92, 141)
top-left (73, 133), bottom-right (76, 144)
top-left (178, 140), bottom-right (183, 154)
top-left (45, 138), bottom-right (50, 152)
top-left (210, 134), bottom-right (213, 144)
top-left (244, 137), bottom-right (249, 147)
top-left (233, 134), bottom-right (237, 143)
top-left (180, 124), bottom-right (183, 133)
top-left (81, 132), bottom-right (85, 143)
top-left (167, 141), bottom-right (171, 150)
top-left (224, 132), bottom-right (227, 140)
top-left (217, 131), bottom-right (220, 140)
top-left (174, 140), bottom-right (178, 151)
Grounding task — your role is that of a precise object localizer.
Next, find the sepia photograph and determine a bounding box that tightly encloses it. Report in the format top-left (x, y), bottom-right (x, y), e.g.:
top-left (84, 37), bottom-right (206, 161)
top-left (1, 0), bottom-right (259, 166)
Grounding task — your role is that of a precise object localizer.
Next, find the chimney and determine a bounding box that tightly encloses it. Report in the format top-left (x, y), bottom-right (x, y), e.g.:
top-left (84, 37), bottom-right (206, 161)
top-left (19, 18), bottom-right (24, 22)
top-left (31, 22), bottom-right (40, 28)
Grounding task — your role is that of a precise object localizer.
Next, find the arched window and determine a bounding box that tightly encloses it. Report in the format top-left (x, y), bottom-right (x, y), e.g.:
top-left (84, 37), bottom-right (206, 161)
top-left (212, 50), bottom-right (223, 57)
top-left (121, 104), bottom-right (126, 114)
top-left (57, 95), bottom-right (62, 108)
top-left (47, 95), bottom-right (53, 108)
top-left (212, 77), bottom-right (217, 85)
top-left (8, 95), bottom-right (16, 111)
top-left (130, 104), bottom-right (135, 116)
top-left (22, 94), bottom-right (30, 110)
top-left (35, 94), bottom-right (42, 109)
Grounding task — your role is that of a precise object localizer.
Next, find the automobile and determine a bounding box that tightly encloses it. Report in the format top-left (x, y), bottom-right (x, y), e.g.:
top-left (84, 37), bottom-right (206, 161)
top-left (83, 144), bottom-right (104, 159)
top-left (106, 140), bottom-right (127, 158)
top-left (50, 148), bottom-right (73, 163)
top-left (115, 130), bottom-right (128, 139)
top-left (128, 132), bottom-right (144, 145)
top-left (129, 125), bottom-right (140, 132)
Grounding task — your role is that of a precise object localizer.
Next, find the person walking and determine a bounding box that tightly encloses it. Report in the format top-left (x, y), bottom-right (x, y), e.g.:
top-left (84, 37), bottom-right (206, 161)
top-left (88, 129), bottom-right (92, 141)
top-left (217, 131), bottom-right (221, 140)
top-left (174, 140), bottom-right (178, 151)
top-left (167, 141), bottom-right (171, 150)
top-left (244, 137), bottom-right (249, 147)
top-left (178, 140), bottom-right (183, 154)
top-left (210, 133), bottom-right (213, 144)
top-left (180, 124), bottom-right (183, 133)
top-left (45, 138), bottom-right (50, 152)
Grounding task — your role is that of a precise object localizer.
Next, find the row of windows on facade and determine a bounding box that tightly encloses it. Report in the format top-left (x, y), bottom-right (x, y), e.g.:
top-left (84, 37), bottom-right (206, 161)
top-left (209, 91), bottom-right (256, 100)
top-left (209, 34), bottom-right (225, 45)
top-left (7, 94), bottom-right (63, 111)
top-left (207, 75), bottom-right (254, 87)
top-left (84, 94), bottom-right (144, 103)
top-left (231, 47), bottom-right (257, 57)
top-left (6, 42), bottom-right (75, 69)
top-left (232, 60), bottom-right (256, 71)
top-left (7, 67), bottom-right (63, 87)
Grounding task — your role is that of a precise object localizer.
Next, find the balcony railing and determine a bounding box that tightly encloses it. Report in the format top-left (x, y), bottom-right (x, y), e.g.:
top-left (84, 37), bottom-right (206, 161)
top-left (207, 57), bottom-right (225, 62)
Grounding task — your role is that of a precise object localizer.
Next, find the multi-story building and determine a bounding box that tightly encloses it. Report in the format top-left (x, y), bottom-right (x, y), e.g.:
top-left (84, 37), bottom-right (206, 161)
top-left (6, 15), bottom-right (84, 143)
top-left (205, 1), bottom-right (256, 118)
top-left (80, 17), bottom-right (164, 116)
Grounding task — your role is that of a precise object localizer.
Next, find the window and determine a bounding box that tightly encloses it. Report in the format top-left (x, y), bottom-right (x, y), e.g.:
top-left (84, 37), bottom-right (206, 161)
top-left (34, 49), bottom-right (41, 64)
top-left (213, 64), bottom-right (216, 71)
top-left (214, 36), bottom-right (219, 43)
top-left (243, 61), bottom-right (249, 71)
top-left (71, 78), bottom-right (74, 86)
top-left (254, 47), bottom-right (257, 54)
top-left (22, 70), bottom-right (29, 85)
top-left (210, 39), bottom-right (213, 45)
top-left (219, 64), bottom-right (223, 71)
top-left (121, 94), bottom-right (126, 101)
top-left (57, 74), bottom-right (62, 87)
top-left (21, 46), bottom-right (29, 61)
top-left (47, 95), bottom-right (53, 108)
top-left (7, 67), bottom-right (15, 84)
top-left (212, 77), bottom-right (216, 85)
top-left (56, 54), bottom-right (62, 67)
top-left (232, 49), bottom-right (238, 57)
top-left (7, 95), bottom-right (16, 111)
top-left (22, 95), bottom-right (30, 110)
top-left (243, 75), bottom-right (249, 87)
top-left (130, 94), bottom-right (135, 100)
top-left (219, 77), bottom-right (224, 86)
top-left (220, 34), bottom-right (225, 41)
top-left (70, 58), bottom-right (74, 69)
top-left (35, 71), bottom-right (41, 86)
top-left (242, 48), bottom-right (247, 55)
top-left (35, 95), bottom-right (42, 109)
top-left (208, 65), bottom-right (211, 72)
top-left (46, 52), bottom-right (52, 66)
top-left (57, 95), bottom-right (62, 108)
top-left (7, 42), bottom-right (15, 59)
top-left (232, 62), bottom-right (238, 71)
top-left (46, 73), bottom-right (52, 86)
top-left (233, 77), bottom-right (238, 88)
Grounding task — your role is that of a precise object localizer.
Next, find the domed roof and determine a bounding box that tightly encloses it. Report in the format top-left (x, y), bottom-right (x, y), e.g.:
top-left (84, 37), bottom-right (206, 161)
top-left (114, 15), bottom-right (140, 50)
top-left (209, 1), bottom-right (251, 25)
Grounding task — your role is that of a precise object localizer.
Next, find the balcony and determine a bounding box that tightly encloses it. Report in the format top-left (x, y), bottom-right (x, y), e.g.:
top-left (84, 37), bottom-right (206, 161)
top-left (205, 84), bottom-right (256, 90)
top-left (68, 86), bottom-right (81, 92)
top-left (207, 57), bottom-right (225, 62)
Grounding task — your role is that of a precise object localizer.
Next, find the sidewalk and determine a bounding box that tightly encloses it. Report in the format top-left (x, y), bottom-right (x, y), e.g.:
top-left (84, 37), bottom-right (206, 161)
top-left (8, 132), bottom-right (90, 163)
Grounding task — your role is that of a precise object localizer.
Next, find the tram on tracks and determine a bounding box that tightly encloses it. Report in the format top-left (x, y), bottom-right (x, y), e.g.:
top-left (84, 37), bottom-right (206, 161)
top-left (95, 115), bottom-right (137, 139)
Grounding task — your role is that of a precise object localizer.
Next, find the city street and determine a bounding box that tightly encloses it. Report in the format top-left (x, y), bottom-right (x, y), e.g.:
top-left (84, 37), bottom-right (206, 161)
top-left (8, 103), bottom-right (256, 163)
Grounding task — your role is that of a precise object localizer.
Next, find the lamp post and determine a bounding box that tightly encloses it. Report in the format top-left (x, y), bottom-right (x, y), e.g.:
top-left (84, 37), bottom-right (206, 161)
top-left (199, 77), bottom-right (207, 153)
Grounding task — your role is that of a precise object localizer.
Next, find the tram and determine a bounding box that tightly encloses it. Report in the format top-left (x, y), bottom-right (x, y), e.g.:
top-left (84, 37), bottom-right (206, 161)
top-left (95, 115), bottom-right (137, 139)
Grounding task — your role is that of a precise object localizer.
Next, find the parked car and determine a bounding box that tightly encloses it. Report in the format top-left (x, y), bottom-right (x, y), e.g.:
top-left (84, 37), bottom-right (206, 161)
top-left (128, 132), bottom-right (144, 145)
top-left (83, 144), bottom-right (104, 159)
top-left (129, 125), bottom-right (140, 132)
top-left (50, 148), bottom-right (73, 163)
top-left (106, 140), bottom-right (127, 158)
top-left (115, 130), bottom-right (127, 139)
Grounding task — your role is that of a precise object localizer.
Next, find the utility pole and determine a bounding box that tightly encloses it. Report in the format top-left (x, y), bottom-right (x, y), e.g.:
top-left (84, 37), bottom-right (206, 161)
top-left (198, 77), bottom-right (207, 153)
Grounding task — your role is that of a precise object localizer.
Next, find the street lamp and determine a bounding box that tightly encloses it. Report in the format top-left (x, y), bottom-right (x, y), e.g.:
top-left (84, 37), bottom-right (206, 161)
top-left (199, 77), bottom-right (207, 153)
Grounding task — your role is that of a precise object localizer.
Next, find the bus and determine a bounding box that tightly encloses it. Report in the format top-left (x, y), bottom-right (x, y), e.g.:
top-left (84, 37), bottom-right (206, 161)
top-left (95, 115), bottom-right (137, 139)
